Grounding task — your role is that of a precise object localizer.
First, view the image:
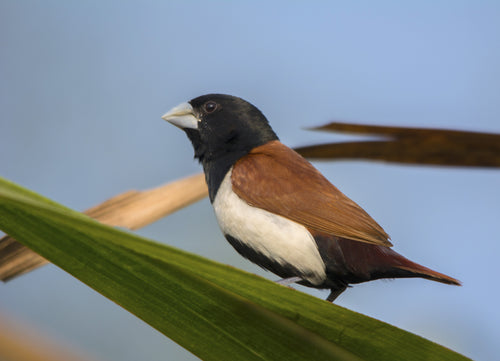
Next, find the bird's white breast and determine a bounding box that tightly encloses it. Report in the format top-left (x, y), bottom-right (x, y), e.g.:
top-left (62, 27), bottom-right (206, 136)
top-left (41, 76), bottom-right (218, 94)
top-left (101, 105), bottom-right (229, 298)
top-left (212, 169), bottom-right (326, 285)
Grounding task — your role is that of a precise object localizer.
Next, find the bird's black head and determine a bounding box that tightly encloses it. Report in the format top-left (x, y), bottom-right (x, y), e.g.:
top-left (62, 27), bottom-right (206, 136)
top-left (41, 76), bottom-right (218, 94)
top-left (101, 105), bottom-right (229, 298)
top-left (163, 94), bottom-right (279, 200)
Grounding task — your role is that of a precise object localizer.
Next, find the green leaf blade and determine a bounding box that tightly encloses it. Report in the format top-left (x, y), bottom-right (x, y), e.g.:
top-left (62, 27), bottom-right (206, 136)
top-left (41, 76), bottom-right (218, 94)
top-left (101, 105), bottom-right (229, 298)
top-left (0, 177), bottom-right (469, 361)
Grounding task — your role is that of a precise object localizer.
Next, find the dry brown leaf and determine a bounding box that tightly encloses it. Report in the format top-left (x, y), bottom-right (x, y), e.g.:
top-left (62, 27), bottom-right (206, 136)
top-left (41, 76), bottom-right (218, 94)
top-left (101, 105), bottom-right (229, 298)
top-left (0, 173), bottom-right (207, 281)
top-left (295, 122), bottom-right (500, 167)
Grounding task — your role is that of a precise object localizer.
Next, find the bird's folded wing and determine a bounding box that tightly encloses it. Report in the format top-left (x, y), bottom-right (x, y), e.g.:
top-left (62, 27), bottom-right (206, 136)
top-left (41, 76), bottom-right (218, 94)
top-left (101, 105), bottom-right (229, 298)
top-left (231, 141), bottom-right (392, 247)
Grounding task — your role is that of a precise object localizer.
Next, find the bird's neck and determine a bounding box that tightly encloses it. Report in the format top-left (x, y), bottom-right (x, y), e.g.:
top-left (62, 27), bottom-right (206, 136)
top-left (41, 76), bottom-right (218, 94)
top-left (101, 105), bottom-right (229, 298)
top-left (202, 150), bottom-right (247, 202)
top-left (185, 128), bottom-right (279, 202)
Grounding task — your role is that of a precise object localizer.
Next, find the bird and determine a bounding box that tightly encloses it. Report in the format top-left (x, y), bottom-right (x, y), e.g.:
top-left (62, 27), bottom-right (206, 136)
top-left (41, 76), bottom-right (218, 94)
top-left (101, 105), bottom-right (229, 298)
top-left (162, 93), bottom-right (460, 302)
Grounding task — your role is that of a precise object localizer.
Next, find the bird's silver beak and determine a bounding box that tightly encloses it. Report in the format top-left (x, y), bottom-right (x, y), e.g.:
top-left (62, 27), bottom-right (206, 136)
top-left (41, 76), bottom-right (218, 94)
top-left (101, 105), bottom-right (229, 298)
top-left (162, 102), bottom-right (198, 129)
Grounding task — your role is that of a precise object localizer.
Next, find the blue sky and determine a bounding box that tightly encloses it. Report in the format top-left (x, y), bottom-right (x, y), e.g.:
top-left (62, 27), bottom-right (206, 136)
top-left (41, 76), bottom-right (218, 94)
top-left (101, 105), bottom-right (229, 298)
top-left (1, 1), bottom-right (499, 360)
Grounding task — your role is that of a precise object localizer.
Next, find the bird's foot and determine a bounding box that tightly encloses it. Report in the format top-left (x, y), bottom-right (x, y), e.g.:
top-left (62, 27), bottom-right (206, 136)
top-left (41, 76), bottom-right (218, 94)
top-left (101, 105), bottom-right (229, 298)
top-left (326, 286), bottom-right (347, 302)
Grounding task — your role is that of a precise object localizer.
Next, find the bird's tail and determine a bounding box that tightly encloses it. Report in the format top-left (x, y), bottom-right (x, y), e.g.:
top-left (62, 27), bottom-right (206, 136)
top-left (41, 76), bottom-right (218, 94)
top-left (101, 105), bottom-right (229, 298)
top-left (338, 237), bottom-right (462, 286)
top-left (388, 256), bottom-right (461, 285)
top-left (313, 232), bottom-right (461, 287)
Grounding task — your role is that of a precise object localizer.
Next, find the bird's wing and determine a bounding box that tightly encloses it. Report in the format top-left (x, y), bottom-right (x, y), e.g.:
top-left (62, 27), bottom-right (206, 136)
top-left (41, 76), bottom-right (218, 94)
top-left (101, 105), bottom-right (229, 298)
top-left (231, 141), bottom-right (392, 247)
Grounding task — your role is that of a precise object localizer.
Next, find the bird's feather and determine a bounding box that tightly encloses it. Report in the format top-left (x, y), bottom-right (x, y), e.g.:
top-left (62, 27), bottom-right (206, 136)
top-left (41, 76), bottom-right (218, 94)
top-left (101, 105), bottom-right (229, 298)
top-left (310, 229), bottom-right (460, 286)
top-left (231, 140), bottom-right (392, 247)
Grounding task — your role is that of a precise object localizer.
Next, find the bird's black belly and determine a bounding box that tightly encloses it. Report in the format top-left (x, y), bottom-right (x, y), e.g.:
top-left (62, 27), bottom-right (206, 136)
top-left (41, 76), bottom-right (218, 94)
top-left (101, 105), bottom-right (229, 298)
top-left (224, 234), bottom-right (307, 281)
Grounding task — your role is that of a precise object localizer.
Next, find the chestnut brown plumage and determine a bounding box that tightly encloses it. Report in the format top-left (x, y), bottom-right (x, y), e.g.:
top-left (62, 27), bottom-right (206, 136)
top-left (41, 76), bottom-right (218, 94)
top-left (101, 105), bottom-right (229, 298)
top-left (232, 141), bottom-right (391, 247)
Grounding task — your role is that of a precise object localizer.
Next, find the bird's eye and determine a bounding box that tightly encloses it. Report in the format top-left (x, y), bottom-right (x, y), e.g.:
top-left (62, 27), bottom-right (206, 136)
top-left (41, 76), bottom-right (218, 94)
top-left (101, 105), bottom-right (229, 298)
top-left (203, 101), bottom-right (218, 113)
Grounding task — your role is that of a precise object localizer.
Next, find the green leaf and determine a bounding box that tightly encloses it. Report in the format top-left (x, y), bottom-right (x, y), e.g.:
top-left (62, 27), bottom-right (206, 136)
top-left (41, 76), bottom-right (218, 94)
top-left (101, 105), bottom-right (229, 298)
top-left (0, 177), bottom-right (469, 361)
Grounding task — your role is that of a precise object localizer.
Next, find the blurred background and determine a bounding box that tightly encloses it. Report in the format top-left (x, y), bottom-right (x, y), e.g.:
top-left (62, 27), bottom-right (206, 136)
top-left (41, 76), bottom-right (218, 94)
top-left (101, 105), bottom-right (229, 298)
top-left (1, 1), bottom-right (499, 360)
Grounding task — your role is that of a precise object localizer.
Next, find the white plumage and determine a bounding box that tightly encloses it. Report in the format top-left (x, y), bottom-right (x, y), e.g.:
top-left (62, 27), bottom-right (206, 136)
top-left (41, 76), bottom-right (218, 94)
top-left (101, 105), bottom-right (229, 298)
top-left (212, 169), bottom-right (327, 285)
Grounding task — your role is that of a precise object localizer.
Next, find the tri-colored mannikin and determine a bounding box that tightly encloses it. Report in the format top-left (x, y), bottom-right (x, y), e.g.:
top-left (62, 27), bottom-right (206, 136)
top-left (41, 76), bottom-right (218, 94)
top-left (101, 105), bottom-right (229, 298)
top-left (163, 94), bottom-right (460, 302)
